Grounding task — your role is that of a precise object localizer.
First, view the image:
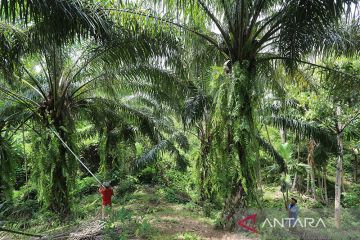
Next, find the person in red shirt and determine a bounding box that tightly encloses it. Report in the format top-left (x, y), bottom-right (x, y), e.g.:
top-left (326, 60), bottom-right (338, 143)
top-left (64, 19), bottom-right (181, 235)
top-left (99, 181), bottom-right (114, 219)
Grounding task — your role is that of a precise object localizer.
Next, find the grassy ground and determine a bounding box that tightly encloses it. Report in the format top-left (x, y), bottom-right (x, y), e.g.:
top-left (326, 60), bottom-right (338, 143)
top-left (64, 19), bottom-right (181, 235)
top-left (2, 185), bottom-right (255, 240)
top-left (3, 183), bottom-right (359, 239)
top-left (84, 186), bottom-right (255, 239)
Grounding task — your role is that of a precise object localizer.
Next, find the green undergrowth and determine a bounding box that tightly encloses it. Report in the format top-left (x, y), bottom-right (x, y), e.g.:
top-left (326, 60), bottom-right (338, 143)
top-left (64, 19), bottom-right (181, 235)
top-left (4, 177), bottom-right (359, 239)
top-left (2, 177), bottom-right (220, 240)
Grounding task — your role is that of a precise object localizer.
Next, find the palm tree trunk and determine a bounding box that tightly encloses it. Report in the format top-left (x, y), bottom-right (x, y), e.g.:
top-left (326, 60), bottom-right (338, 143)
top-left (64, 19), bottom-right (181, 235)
top-left (220, 63), bottom-right (258, 229)
top-left (101, 123), bottom-right (115, 179)
top-left (335, 106), bottom-right (344, 228)
top-left (104, 137), bottom-right (114, 178)
top-left (319, 170), bottom-right (324, 202)
top-left (0, 135), bottom-right (13, 202)
top-left (291, 172), bottom-right (297, 191)
top-left (280, 126), bottom-right (289, 199)
top-left (311, 166), bottom-right (316, 199)
top-left (233, 64), bottom-right (257, 201)
top-left (291, 143), bottom-right (300, 191)
top-left (280, 100), bottom-right (287, 143)
top-left (198, 129), bottom-right (211, 203)
top-left (280, 127), bottom-right (287, 143)
top-left (197, 114), bottom-right (212, 204)
top-left (22, 126), bottom-right (27, 184)
top-left (323, 166), bottom-right (328, 204)
top-left (306, 171), bottom-right (310, 194)
top-left (307, 139), bottom-right (316, 199)
top-left (50, 139), bottom-right (70, 216)
top-left (354, 153), bottom-right (358, 182)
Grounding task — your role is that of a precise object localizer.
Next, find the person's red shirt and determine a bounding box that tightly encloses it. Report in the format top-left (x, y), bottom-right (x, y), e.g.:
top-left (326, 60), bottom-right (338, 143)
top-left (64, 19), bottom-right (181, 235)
top-left (99, 187), bottom-right (114, 206)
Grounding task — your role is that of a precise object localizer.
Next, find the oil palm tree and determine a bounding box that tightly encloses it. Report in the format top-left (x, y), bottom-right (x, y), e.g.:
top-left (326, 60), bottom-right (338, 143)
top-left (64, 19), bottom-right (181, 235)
top-left (320, 60), bottom-right (360, 227)
top-left (86, 90), bottom-right (189, 179)
top-left (0, 107), bottom-right (19, 202)
top-left (113, 0), bottom-right (357, 217)
top-left (0, 27), bottom-right (183, 215)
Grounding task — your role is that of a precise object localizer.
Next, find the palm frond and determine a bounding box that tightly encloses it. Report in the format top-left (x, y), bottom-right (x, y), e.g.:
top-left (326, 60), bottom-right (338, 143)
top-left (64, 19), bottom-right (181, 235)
top-left (312, 12), bottom-right (360, 57)
top-left (182, 92), bottom-right (212, 127)
top-left (278, 0), bottom-right (350, 69)
top-left (0, 134), bottom-right (18, 201)
top-left (136, 132), bottom-right (189, 171)
top-left (0, 21), bottom-right (27, 83)
top-left (269, 116), bottom-right (336, 147)
top-left (257, 135), bottom-right (287, 173)
top-left (0, 0), bottom-right (113, 45)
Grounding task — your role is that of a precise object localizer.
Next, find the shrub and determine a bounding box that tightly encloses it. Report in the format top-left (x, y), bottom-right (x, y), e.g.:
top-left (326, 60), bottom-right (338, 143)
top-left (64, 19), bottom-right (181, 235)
top-left (158, 187), bottom-right (191, 204)
top-left (72, 177), bottom-right (98, 198)
top-left (20, 185), bottom-right (38, 201)
top-left (342, 184), bottom-right (360, 207)
top-left (138, 166), bottom-right (157, 184)
top-left (135, 219), bottom-right (156, 239)
top-left (115, 175), bottom-right (138, 196)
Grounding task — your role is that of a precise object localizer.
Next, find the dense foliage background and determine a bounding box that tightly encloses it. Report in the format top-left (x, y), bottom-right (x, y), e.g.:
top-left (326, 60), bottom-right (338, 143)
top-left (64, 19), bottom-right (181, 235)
top-left (0, 0), bottom-right (359, 239)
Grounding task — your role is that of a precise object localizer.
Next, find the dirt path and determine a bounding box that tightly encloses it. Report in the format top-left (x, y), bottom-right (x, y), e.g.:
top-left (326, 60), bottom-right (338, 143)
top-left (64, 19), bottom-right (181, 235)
top-left (152, 213), bottom-right (255, 240)
top-left (39, 216), bottom-right (255, 240)
top-left (27, 187), bottom-right (257, 240)
top-left (120, 187), bottom-right (257, 239)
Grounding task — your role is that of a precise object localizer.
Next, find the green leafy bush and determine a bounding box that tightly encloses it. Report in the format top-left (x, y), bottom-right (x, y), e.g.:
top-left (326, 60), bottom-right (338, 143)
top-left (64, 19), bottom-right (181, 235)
top-left (157, 187), bottom-right (191, 204)
top-left (138, 166), bottom-right (157, 184)
top-left (156, 168), bottom-right (194, 203)
top-left (115, 175), bottom-right (138, 196)
top-left (135, 219), bottom-right (157, 239)
top-left (19, 185), bottom-right (38, 201)
top-left (202, 201), bottom-right (215, 217)
top-left (103, 207), bottom-right (157, 240)
top-left (72, 177), bottom-right (99, 198)
top-left (342, 184), bottom-right (360, 207)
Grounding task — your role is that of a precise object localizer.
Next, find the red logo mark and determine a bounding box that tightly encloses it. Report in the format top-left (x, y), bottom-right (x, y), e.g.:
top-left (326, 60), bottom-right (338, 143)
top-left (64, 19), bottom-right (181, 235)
top-left (237, 213), bottom-right (258, 233)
